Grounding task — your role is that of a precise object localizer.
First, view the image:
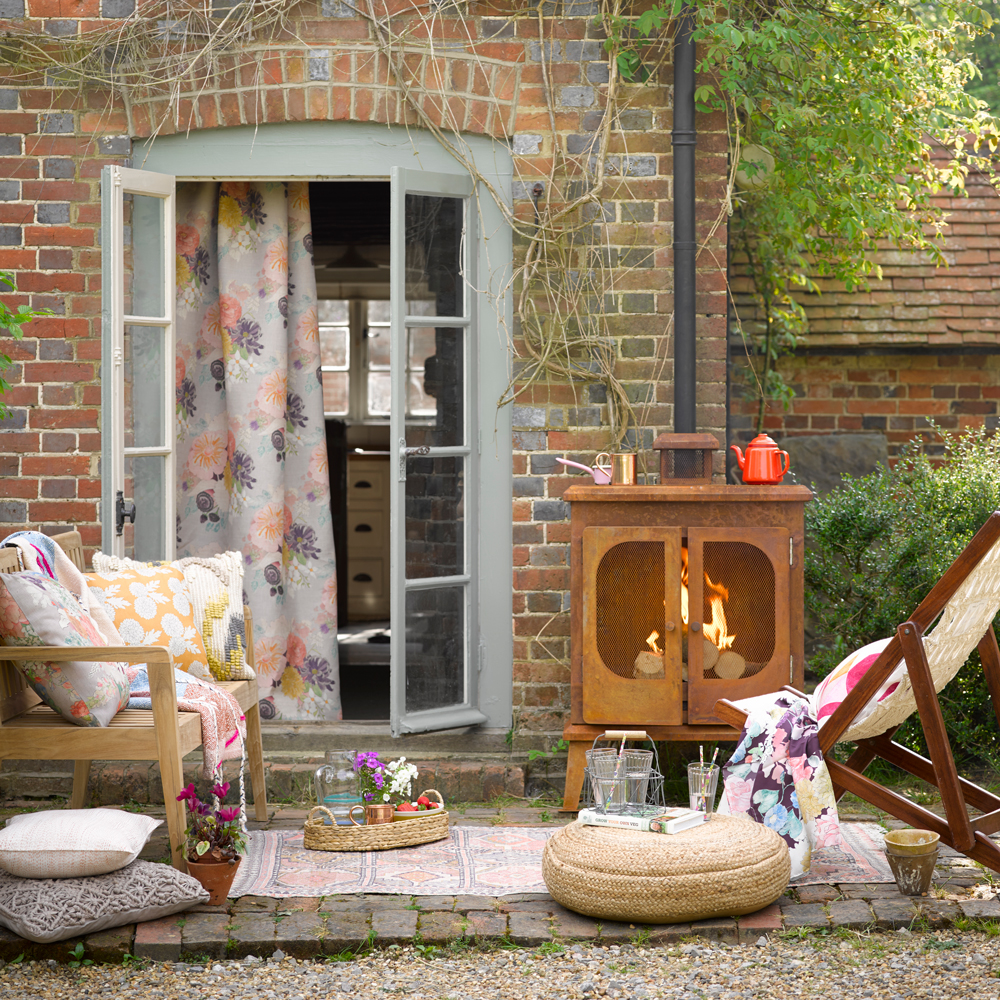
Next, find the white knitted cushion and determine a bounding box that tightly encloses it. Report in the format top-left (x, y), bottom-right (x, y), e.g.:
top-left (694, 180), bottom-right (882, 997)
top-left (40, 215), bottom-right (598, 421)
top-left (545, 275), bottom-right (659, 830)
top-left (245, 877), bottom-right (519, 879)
top-left (0, 808), bottom-right (162, 879)
top-left (0, 859), bottom-right (208, 943)
top-left (93, 550), bottom-right (255, 681)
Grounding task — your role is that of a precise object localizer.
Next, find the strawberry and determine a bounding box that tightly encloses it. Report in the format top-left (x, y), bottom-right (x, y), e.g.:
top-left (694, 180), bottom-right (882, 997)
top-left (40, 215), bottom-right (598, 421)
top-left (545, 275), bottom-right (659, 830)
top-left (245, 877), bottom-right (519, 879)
top-left (396, 801), bottom-right (417, 812)
top-left (416, 795), bottom-right (432, 807)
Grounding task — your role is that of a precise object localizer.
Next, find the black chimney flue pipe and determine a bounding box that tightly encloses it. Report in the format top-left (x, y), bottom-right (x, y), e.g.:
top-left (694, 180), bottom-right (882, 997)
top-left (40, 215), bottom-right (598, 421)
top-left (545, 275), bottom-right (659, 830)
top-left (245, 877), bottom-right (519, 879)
top-left (672, 2), bottom-right (697, 436)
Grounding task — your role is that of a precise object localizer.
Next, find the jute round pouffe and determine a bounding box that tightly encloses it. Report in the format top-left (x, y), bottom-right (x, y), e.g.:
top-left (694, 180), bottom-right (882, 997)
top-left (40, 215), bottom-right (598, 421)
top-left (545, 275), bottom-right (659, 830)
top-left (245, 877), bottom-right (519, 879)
top-left (542, 815), bottom-right (790, 924)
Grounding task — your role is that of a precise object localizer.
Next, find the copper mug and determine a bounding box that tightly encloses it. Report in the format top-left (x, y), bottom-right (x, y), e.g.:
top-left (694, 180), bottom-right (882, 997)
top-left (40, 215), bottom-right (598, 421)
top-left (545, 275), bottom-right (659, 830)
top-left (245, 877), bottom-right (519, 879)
top-left (350, 802), bottom-right (393, 825)
top-left (610, 453), bottom-right (636, 485)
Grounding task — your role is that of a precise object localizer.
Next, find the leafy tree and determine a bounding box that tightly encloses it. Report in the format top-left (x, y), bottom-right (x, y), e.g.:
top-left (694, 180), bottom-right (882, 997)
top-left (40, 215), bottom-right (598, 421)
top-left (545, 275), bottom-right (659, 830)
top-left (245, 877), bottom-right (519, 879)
top-left (614, 1), bottom-right (999, 421)
top-left (0, 272), bottom-right (41, 423)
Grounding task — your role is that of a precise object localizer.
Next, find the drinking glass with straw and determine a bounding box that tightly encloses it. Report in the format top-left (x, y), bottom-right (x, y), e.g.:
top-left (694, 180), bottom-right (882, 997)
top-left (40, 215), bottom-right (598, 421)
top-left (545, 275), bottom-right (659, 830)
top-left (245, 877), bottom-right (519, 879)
top-left (688, 745), bottom-right (720, 815)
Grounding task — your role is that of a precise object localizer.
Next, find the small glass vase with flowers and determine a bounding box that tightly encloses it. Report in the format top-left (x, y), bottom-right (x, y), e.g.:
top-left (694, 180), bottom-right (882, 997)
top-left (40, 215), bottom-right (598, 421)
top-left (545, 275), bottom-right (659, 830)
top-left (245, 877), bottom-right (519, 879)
top-left (353, 752), bottom-right (444, 822)
top-left (176, 780), bottom-right (246, 904)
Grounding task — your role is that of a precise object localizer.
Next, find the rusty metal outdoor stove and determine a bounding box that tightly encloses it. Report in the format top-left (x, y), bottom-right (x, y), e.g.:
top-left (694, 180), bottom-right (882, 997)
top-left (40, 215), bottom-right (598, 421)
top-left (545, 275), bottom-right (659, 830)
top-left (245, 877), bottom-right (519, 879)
top-left (560, 435), bottom-right (812, 811)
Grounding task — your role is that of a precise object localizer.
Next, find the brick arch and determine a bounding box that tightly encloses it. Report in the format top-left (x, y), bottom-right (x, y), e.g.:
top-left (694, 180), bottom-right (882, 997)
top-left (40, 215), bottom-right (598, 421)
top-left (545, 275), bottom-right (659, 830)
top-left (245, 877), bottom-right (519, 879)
top-left (126, 45), bottom-right (523, 141)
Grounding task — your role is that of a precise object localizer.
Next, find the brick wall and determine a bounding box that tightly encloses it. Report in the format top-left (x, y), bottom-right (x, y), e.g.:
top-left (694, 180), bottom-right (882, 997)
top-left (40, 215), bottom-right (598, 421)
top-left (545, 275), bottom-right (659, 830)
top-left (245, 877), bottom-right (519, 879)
top-left (0, 0), bottom-right (729, 740)
top-left (730, 150), bottom-right (1000, 459)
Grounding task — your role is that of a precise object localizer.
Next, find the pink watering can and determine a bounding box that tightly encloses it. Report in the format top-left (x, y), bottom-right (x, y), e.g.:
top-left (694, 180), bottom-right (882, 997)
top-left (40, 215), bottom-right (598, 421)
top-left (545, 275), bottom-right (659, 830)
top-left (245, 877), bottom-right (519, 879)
top-left (556, 453), bottom-right (613, 485)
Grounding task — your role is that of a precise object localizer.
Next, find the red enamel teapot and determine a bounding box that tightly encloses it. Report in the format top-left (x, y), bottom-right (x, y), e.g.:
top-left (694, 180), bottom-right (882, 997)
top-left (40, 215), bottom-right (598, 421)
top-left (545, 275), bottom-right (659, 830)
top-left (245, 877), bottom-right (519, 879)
top-left (730, 433), bottom-right (790, 485)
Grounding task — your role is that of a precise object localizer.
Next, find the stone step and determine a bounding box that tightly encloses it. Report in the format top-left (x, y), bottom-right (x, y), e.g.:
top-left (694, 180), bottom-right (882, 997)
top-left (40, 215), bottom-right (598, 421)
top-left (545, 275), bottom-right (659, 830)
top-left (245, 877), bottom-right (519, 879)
top-left (0, 722), bottom-right (570, 805)
top-left (0, 752), bottom-right (549, 806)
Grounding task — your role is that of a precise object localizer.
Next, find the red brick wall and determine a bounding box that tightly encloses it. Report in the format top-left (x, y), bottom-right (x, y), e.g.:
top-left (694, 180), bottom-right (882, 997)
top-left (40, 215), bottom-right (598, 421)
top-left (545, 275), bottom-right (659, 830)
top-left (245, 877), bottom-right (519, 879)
top-left (0, 1), bottom-right (730, 738)
top-left (731, 152), bottom-right (1000, 457)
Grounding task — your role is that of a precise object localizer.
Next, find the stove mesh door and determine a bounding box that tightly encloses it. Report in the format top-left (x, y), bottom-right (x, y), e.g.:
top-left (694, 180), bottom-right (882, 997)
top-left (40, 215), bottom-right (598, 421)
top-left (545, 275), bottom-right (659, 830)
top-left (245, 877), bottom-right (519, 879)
top-left (582, 526), bottom-right (683, 726)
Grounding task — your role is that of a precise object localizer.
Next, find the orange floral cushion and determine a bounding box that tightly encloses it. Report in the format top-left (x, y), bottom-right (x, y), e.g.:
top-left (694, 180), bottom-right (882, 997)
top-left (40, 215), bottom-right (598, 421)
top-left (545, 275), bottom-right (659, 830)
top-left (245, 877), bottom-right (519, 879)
top-left (85, 565), bottom-right (212, 679)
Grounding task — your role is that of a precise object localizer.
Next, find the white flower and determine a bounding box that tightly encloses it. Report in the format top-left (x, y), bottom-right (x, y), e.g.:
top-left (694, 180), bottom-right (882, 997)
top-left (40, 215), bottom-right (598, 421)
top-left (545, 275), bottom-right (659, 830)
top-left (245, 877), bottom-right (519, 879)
top-left (128, 581), bottom-right (169, 619)
top-left (118, 618), bottom-right (162, 645)
top-left (382, 793), bottom-right (390, 803)
top-left (167, 577), bottom-right (192, 616)
top-left (89, 584), bottom-right (128, 611)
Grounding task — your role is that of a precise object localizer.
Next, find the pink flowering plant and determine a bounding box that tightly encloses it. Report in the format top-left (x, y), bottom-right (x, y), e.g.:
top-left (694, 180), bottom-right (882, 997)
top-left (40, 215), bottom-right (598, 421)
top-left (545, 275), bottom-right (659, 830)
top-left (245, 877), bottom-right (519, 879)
top-left (176, 781), bottom-right (246, 863)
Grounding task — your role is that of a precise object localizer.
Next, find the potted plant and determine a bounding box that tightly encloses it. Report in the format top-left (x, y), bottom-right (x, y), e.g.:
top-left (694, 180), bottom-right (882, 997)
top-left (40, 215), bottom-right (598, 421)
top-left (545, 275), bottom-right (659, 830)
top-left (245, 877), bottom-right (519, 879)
top-left (176, 780), bottom-right (246, 904)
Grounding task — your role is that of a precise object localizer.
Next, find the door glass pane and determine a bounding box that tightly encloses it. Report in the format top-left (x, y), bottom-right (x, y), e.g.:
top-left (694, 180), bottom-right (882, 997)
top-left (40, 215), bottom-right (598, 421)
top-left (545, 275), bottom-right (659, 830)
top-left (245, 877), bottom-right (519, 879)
top-left (405, 455), bottom-right (464, 579)
top-left (405, 194), bottom-right (463, 317)
top-left (125, 325), bottom-right (165, 448)
top-left (405, 585), bottom-right (465, 712)
top-left (405, 327), bottom-right (463, 446)
top-left (126, 455), bottom-right (167, 562)
top-left (132, 194), bottom-right (165, 318)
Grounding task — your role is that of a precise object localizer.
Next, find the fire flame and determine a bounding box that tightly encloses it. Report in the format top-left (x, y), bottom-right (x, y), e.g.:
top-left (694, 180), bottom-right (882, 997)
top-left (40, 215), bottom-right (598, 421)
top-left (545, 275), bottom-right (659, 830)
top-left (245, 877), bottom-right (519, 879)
top-left (646, 631), bottom-right (661, 655)
top-left (680, 547), bottom-right (735, 651)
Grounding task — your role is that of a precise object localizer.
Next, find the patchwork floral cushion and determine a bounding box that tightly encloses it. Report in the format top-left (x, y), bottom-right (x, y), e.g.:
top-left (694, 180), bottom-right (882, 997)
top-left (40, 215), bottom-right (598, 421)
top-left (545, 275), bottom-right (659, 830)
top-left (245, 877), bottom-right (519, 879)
top-left (86, 565), bottom-right (212, 679)
top-left (813, 637), bottom-right (903, 727)
top-left (0, 572), bottom-right (130, 727)
top-left (93, 551), bottom-right (254, 681)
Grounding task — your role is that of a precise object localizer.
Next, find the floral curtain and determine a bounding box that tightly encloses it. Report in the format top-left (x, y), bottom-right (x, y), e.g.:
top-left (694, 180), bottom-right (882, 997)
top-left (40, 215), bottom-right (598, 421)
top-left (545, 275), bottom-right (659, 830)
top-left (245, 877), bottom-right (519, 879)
top-left (174, 182), bottom-right (341, 722)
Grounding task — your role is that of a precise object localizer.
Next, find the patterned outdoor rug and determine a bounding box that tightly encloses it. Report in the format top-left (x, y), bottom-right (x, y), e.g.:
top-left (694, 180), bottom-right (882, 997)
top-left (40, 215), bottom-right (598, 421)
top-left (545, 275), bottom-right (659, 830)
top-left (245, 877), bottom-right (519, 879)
top-left (229, 821), bottom-right (893, 898)
top-left (791, 822), bottom-right (893, 886)
top-left (229, 826), bottom-right (556, 898)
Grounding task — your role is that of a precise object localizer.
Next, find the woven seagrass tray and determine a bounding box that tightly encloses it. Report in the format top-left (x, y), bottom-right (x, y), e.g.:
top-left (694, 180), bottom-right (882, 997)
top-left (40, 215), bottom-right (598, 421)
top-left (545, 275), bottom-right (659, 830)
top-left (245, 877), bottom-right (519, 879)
top-left (304, 800), bottom-right (450, 852)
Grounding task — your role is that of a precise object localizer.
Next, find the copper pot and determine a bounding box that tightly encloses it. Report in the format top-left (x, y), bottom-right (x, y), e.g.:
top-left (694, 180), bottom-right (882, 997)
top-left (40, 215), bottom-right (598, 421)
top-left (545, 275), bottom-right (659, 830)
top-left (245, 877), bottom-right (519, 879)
top-left (350, 802), bottom-right (394, 825)
top-left (609, 453), bottom-right (636, 485)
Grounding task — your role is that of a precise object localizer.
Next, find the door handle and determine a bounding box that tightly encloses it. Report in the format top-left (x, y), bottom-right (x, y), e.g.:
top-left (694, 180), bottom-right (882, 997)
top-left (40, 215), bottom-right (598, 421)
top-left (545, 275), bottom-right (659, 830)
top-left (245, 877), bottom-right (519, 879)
top-left (115, 490), bottom-right (136, 536)
top-left (397, 439), bottom-right (430, 481)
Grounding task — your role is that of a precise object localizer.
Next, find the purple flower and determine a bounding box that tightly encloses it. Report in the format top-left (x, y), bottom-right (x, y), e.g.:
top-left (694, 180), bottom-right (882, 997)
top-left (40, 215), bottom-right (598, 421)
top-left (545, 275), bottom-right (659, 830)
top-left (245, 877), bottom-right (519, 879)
top-left (244, 188), bottom-right (267, 226)
top-left (192, 245), bottom-right (211, 285)
top-left (285, 523), bottom-right (320, 561)
top-left (212, 781), bottom-right (231, 799)
top-left (177, 377), bottom-right (196, 418)
top-left (302, 654), bottom-right (334, 690)
top-left (285, 392), bottom-right (308, 429)
top-left (229, 450), bottom-right (256, 491)
top-left (218, 806), bottom-right (241, 823)
top-left (232, 317), bottom-right (263, 356)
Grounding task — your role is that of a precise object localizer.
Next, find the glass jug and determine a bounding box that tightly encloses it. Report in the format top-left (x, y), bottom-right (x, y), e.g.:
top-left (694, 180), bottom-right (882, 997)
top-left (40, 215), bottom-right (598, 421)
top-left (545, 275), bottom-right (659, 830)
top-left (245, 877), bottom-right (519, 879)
top-left (313, 750), bottom-right (361, 825)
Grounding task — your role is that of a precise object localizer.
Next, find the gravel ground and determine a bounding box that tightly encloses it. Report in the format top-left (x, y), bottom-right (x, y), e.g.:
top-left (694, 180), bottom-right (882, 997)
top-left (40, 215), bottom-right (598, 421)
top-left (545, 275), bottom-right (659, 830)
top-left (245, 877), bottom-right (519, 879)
top-left (2, 934), bottom-right (999, 999)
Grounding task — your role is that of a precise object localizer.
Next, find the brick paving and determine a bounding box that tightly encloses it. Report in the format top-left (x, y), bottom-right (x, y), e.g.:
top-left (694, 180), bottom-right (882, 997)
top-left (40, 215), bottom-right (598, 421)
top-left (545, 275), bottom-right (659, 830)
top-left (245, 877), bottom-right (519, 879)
top-left (0, 801), bottom-right (997, 964)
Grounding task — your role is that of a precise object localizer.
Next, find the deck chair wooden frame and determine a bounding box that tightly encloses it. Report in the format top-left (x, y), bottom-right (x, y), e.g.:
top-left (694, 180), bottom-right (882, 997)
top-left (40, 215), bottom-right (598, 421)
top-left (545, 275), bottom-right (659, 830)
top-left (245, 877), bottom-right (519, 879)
top-left (716, 511), bottom-right (1000, 874)
top-left (0, 531), bottom-right (268, 871)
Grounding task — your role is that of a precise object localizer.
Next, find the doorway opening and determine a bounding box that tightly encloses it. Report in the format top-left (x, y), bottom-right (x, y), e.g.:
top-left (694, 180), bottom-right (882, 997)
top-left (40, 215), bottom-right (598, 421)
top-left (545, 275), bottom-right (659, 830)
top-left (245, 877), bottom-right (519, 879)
top-left (311, 181), bottom-right (392, 720)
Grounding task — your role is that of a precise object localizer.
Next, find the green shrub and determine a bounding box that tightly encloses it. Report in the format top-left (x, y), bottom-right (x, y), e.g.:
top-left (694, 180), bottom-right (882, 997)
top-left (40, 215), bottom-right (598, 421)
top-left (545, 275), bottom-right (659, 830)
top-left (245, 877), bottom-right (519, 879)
top-left (804, 428), bottom-right (1000, 764)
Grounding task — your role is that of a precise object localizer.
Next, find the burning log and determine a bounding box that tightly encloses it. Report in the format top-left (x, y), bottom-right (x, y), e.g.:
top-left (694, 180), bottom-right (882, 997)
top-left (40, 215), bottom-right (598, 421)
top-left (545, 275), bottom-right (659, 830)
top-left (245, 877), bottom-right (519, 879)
top-left (715, 650), bottom-right (747, 679)
top-left (634, 630), bottom-right (666, 679)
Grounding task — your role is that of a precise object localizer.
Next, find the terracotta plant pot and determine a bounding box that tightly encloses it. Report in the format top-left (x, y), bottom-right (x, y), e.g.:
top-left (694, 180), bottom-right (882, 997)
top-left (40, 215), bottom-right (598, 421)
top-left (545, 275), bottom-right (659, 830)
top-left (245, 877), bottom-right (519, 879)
top-left (186, 855), bottom-right (241, 905)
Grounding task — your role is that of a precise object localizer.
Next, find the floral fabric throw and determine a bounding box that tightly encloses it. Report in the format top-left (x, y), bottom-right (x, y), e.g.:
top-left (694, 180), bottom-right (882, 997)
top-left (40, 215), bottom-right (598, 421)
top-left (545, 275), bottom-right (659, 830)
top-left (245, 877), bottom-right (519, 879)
top-left (175, 182), bottom-right (340, 722)
top-left (718, 694), bottom-right (842, 878)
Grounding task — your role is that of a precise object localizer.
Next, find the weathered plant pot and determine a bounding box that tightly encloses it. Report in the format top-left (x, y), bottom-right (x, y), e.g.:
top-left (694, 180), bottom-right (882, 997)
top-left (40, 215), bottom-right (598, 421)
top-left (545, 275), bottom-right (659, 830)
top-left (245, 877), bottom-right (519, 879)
top-left (186, 855), bottom-right (241, 905)
top-left (883, 829), bottom-right (940, 856)
top-left (885, 848), bottom-right (938, 896)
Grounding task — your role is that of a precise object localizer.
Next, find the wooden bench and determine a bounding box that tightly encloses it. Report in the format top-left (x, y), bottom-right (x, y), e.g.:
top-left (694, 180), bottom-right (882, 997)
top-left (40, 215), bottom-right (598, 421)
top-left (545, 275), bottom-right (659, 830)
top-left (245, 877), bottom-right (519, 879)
top-left (0, 532), bottom-right (267, 871)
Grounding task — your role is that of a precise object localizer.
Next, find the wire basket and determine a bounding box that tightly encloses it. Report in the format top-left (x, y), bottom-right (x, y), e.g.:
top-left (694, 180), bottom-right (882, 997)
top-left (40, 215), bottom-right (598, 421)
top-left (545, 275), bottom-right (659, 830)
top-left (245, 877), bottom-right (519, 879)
top-left (581, 730), bottom-right (666, 817)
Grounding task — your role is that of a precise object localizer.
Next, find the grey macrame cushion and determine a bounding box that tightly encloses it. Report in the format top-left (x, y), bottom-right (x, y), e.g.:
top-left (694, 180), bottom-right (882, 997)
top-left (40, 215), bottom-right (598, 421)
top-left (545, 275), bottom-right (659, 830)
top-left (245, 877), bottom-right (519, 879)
top-left (0, 860), bottom-right (208, 943)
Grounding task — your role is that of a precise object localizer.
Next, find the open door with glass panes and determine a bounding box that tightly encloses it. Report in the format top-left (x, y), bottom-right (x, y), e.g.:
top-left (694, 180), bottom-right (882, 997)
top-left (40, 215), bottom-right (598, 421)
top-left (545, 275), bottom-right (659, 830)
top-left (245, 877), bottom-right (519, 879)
top-left (101, 166), bottom-right (176, 560)
top-left (388, 167), bottom-right (487, 736)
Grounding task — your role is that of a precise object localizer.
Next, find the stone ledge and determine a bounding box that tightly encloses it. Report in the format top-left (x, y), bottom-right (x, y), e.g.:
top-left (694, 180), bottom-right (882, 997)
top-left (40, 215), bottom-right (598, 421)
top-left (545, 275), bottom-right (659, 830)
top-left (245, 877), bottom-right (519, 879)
top-left (0, 884), bottom-right (994, 962)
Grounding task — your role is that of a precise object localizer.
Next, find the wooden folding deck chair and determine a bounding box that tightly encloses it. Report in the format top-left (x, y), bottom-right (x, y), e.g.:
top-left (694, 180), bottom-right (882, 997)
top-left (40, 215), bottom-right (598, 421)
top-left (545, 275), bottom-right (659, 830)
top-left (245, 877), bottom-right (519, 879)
top-left (0, 531), bottom-right (268, 871)
top-left (716, 511), bottom-right (1000, 873)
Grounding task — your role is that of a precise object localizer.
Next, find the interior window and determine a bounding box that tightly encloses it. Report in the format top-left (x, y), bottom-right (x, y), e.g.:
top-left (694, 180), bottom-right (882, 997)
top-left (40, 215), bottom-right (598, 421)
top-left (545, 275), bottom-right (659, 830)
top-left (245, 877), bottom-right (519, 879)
top-left (318, 299), bottom-right (350, 415)
top-left (319, 299), bottom-right (437, 421)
